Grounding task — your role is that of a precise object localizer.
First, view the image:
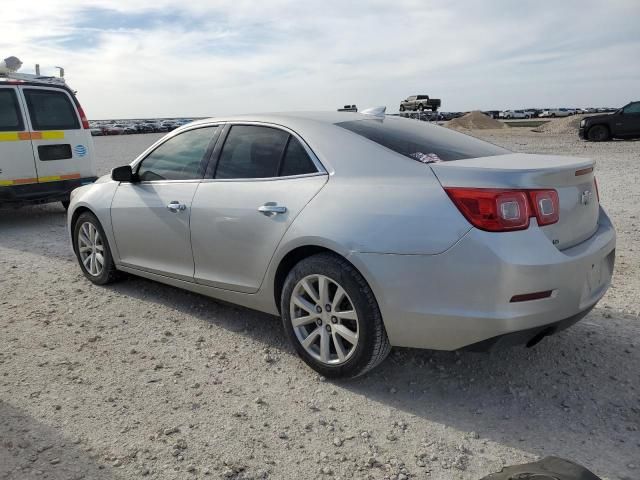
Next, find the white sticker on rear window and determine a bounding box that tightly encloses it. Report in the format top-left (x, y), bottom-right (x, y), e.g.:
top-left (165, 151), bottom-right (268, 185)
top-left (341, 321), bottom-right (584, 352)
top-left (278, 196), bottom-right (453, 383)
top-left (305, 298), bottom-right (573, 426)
top-left (410, 152), bottom-right (442, 164)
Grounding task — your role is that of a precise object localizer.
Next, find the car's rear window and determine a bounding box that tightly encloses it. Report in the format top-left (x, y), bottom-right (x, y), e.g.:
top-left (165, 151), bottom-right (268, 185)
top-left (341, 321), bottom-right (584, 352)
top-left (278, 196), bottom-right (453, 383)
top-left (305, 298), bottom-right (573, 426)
top-left (336, 117), bottom-right (509, 162)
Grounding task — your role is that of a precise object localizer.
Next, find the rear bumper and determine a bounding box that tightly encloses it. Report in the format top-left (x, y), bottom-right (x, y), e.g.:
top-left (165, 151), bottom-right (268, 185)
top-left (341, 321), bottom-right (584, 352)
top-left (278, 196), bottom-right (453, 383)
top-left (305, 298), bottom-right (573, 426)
top-left (0, 177), bottom-right (97, 205)
top-left (351, 208), bottom-right (616, 350)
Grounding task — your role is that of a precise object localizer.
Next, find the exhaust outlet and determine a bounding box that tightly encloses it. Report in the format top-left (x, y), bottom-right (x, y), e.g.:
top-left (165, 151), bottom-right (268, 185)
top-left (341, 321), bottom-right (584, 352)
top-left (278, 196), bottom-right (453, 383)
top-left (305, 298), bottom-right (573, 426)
top-left (526, 327), bottom-right (556, 348)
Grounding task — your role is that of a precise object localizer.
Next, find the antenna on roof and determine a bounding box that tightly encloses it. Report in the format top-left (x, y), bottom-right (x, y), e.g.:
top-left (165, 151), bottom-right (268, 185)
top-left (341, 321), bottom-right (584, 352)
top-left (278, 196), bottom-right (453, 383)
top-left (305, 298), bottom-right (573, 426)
top-left (360, 106), bottom-right (386, 117)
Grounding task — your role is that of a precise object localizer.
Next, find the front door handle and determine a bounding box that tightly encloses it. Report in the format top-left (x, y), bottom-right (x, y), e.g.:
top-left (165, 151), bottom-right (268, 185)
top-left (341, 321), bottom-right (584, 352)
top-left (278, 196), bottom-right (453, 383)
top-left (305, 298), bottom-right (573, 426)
top-left (167, 201), bottom-right (187, 212)
top-left (258, 204), bottom-right (287, 216)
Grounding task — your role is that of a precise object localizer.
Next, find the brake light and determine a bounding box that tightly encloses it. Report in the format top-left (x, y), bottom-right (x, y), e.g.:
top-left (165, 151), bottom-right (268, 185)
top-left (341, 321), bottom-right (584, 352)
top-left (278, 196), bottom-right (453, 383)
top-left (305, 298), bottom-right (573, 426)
top-left (528, 190), bottom-right (559, 226)
top-left (76, 103), bottom-right (90, 129)
top-left (445, 187), bottom-right (559, 232)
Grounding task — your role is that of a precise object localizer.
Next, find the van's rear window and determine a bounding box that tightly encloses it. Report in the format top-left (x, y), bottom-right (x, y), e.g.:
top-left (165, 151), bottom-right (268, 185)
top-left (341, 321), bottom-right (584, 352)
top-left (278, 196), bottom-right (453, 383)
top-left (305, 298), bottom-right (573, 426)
top-left (0, 89), bottom-right (23, 131)
top-left (336, 117), bottom-right (509, 162)
top-left (24, 89), bottom-right (80, 131)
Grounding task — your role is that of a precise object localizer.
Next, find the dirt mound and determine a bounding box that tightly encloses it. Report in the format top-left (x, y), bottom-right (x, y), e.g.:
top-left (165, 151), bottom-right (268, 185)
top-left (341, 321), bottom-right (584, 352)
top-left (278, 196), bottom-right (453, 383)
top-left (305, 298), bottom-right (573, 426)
top-left (446, 111), bottom-right (508, 131)
top-left (532, 114), bottom-right (588, 134)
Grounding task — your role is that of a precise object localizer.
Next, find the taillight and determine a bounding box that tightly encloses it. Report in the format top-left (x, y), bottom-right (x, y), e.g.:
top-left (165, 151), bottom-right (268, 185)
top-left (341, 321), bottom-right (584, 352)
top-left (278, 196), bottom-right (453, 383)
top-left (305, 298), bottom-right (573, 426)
top-left (528, 190), bottom-right (559, 226)
top-left (76, 103), bottom-right (90, 129)
top-left (445, 187), bottom-right (559, 232)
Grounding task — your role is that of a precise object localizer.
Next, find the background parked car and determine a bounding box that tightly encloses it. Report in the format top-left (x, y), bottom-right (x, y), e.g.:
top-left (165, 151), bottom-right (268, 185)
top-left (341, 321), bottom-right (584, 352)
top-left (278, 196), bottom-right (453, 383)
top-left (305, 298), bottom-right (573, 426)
top-left (579, 101), bottom-right (640, 141)
top-left (539, 109), bottom-right (570, 118)
top-left (399, 94), bottom-right (441, 112)
top-left (500, 110), bottom-right (532, 119)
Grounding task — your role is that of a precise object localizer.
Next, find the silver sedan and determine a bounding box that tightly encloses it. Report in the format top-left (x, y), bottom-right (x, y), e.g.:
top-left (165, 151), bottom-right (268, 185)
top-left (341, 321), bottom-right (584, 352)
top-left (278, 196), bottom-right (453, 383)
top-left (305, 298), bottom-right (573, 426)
top-left (68, 112), bottom-right (616, 377)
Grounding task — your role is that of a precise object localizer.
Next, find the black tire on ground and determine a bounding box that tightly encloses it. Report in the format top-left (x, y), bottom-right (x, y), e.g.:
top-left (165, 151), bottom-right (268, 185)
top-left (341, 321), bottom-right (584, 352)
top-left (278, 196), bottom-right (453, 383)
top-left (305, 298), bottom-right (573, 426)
top-left (280, 253), bottom-right (391, 378)
top-left (551, 113), bottom-right (556, 118)
top-left (417, 104), bottom-right (424, 112)
top-left (587, 124), bottom-right (610, 142)
top-left (399, 105), bottom-right (405, 112)
top-left (73, 211), bottom-right (120, 285)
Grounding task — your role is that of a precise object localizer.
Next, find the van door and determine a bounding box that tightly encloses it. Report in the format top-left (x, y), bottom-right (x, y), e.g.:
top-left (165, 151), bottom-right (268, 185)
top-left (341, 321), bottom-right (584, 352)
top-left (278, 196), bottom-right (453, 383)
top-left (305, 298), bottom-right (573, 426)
top-left (0, 86), bottom-right (38, 189)
top-left (20, 86), bottom-right (94, 183)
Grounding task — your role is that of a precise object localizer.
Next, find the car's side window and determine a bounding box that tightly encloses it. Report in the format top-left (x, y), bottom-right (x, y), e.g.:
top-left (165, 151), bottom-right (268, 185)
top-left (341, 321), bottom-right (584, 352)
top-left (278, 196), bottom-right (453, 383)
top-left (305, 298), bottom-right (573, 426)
top-left (215, 125), bottom-right (289, 179)
top-left (137, 127), bottom-right (217, 181)
top-left (623, 103), bottom-right (640, 114)
top-left (280, 137), bottom-right (318, 176)
top-left (23, 89), bottom-right (79, 130)
top-left (0, 89), bottom-right (23, 132)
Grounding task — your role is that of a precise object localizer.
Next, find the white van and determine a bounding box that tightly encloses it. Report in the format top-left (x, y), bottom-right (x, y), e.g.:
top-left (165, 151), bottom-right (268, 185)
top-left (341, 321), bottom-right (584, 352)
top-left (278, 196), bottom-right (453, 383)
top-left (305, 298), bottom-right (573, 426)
top-left (0, 72), bottom-right (97, 208)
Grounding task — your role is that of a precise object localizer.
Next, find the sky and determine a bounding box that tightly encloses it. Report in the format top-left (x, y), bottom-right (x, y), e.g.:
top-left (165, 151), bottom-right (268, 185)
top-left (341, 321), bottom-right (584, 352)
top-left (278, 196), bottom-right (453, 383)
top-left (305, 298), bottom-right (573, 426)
top-left (2, 0), bottom-right (639, 118)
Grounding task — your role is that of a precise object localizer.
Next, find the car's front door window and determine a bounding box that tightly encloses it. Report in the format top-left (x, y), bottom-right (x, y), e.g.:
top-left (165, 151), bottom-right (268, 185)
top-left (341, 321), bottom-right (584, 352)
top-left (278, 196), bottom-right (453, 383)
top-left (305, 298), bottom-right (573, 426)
top-left (137, 127), bottom-right (217, 181)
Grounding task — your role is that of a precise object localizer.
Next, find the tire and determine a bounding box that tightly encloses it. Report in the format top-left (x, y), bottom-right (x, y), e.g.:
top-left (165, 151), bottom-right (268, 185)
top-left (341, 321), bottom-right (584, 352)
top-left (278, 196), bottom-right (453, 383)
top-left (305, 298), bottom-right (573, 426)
top-left (281, 253), bottom-right (391, 378)
top-left (399, 105), bottom-right (405, 112)
top-left (417, 104), bottom-right (424, 112)
top-left (551, 113), bottom-right (556, 118)
top-left (73, 211), bottom-right (120, 285)
top-left (587, 124), bottom-right (610, 142)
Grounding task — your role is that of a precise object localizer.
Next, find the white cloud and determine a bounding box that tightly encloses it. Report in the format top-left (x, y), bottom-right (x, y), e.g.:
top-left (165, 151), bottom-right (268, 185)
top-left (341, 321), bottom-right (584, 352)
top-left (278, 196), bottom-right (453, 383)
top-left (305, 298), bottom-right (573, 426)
top-left (2, 0), bottom-right (639, 117)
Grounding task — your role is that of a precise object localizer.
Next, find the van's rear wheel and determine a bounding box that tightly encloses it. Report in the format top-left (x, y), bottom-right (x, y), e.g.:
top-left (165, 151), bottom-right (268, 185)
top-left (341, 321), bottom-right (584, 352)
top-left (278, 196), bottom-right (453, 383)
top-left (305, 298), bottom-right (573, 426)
top-left (281, 253), bottom-right (391, 378)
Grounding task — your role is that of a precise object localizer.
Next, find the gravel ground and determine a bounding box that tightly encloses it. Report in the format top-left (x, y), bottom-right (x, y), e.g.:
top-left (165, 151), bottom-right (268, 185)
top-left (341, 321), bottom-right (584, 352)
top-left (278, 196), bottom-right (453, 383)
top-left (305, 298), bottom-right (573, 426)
top-left (1, 129), bottom-right (639, 480)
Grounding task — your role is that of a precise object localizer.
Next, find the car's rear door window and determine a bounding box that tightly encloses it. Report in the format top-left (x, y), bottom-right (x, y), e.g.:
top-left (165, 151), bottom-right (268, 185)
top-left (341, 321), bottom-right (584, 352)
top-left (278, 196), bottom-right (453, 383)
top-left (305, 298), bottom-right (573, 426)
top-left (23, 88), bottom-right (79, 130)
top-left (137, 126), bottom-right (217, 181)
top-left (0, 89), bottom-right (24, 131)
top-left (279, 137), bottom-right (317, 176)
top-left (336, 117), bottom-right (509, 162)
top-left (215, 125), bottom-right (289, 179)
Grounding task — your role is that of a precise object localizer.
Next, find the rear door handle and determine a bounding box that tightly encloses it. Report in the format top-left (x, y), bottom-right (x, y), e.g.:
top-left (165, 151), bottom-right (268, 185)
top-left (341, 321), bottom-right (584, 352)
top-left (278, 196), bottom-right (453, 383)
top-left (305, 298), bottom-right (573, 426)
top-left (167, 201), bottom-right (187, 212)
top-left (258, 204), bottom-right (287, 216)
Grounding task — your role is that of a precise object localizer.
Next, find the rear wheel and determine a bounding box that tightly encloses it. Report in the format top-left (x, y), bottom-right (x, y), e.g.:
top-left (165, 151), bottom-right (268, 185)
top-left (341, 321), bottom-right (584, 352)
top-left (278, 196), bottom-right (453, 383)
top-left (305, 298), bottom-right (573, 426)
top-left (587, 124), bottom-right (610, 142)
top-left (73, 211), bottom-right (120, 285)
top-left (281, 253), bottom-right (390, 378)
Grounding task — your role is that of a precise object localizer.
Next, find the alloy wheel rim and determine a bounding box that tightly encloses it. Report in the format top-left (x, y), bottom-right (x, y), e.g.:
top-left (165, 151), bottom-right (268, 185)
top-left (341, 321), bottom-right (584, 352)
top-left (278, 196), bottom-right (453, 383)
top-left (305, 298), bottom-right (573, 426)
top-left (78, 222), bottom-right (105, 277)
top-left (290, 274), bottom-right (359, 365)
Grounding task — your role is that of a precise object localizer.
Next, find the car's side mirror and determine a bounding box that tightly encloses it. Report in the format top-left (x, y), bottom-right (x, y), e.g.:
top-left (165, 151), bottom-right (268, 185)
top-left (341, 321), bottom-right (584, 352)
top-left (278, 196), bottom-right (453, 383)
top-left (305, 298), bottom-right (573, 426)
top-left (111, 165), bottom-right (135, 182)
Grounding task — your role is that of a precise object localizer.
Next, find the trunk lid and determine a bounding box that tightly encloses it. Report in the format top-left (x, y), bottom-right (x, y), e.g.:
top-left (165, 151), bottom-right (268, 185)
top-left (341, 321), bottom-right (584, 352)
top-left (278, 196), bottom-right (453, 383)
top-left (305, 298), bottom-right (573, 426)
top-left (430, 153), bottom-right (599, 250)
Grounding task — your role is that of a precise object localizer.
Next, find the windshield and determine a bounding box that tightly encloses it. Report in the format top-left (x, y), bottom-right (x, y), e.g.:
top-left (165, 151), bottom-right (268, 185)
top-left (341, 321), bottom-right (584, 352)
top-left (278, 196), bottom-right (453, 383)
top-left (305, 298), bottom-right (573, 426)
top-left (336, 116), bottom-right (510, 162)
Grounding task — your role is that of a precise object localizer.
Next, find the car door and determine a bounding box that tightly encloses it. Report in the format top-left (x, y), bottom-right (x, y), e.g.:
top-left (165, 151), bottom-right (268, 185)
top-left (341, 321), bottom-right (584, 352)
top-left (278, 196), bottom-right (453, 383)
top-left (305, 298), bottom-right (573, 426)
top-left (618, 102), bottom-right (640, 136)
top-left (20, 86), bottom-right (95, 182)
top-left (0, 86), bottom-right (37, 187)
top-left (110, 125), bottom-right (220, 280)
top-left (190, 124), bottom-right (328, 293)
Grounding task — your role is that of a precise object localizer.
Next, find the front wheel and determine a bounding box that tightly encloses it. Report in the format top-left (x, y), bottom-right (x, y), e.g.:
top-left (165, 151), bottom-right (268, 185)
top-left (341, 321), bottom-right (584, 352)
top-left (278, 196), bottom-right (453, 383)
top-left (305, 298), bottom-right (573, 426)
top-left (587, 125), bottom-right (610, 142)
top-left (73, 211), bottom-right (120, 285)
top-left (281, 253), bottom-right (391, 378)
top-left (417, 104), bottom-right (424, 112)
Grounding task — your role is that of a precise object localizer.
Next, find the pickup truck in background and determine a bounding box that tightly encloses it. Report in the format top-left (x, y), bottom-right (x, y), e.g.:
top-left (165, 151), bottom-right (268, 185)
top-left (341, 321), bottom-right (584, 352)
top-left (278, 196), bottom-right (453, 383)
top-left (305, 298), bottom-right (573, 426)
top-left (399, 95), bottom-right (441, 112)
top-left (579, 101), bottom-right (640, 141)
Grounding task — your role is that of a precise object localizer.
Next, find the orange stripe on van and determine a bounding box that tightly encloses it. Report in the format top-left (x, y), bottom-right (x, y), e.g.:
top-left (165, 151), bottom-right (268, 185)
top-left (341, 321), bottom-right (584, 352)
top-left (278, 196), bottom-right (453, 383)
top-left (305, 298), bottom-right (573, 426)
top-left (0, 131), bottom-right (65, 141)
top-left (12, 177), bottom-right (39, 185)
top-left (60, 173), bottom-right (81, 180)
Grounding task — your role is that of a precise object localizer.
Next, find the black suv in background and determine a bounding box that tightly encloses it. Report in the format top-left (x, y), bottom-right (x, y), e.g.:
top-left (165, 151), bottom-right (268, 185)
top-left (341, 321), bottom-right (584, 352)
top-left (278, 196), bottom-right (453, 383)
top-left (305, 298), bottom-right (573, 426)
top-left (579, 101), bottom-right (640, 141)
